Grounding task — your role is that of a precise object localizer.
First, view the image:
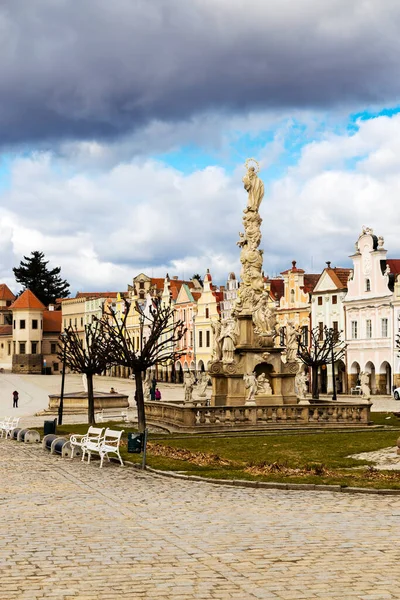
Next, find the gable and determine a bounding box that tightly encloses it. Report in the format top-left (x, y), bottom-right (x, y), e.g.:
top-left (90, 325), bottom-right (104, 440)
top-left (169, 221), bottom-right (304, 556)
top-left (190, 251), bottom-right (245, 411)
top-left (175, 283), bottom-right (194, 305)
top-left (313, 271), bottom-right (339, 293)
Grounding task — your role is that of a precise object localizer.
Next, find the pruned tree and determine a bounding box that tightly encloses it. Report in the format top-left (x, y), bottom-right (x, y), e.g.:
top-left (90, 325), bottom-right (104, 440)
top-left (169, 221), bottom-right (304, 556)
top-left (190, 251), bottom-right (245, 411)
top-left (13, 250), bottom-right (70, 305)
top-left (101, 298), bottom-right (186, 432)
top-left (297, 326), bottom-right (346, 399)
top-left (58, 322), bottom-right (113, 424)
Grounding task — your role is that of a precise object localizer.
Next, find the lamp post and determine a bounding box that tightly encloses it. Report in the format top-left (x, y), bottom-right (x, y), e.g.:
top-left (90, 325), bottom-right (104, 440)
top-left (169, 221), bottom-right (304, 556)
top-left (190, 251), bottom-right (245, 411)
top-left (58, 333), bottom-right (67, 426)
top-left (331, 342), bottom-right (337, 401)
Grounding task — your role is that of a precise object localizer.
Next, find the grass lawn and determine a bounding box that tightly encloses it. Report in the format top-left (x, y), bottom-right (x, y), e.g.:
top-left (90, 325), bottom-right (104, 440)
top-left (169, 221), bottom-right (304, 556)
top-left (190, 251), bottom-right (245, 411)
top-left (49, 412), bottom-right (400, 490)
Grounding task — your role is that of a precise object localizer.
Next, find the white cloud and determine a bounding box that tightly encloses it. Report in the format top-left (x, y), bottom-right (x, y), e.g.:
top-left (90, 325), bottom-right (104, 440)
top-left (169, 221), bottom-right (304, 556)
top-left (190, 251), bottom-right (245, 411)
top-left (2, 112), bottom-right (400, 294)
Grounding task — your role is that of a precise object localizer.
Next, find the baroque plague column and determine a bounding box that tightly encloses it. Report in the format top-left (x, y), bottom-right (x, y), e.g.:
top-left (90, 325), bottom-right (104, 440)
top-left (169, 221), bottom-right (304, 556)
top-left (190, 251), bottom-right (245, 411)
top-left (209, 159), bottom-right (297, 406)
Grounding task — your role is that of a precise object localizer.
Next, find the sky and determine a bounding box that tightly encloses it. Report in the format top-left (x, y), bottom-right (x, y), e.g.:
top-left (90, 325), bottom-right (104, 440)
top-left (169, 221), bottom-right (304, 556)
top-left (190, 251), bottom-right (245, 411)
top-left (2, 0), bottom-right (400, 294)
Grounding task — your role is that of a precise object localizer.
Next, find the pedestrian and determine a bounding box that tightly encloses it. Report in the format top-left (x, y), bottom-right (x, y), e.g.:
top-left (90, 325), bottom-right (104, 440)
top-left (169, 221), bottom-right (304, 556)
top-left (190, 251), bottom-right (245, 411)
top-left (12, 390), bottom-right (19, 408)
top-left (155, 388), bottom-right (162, 401)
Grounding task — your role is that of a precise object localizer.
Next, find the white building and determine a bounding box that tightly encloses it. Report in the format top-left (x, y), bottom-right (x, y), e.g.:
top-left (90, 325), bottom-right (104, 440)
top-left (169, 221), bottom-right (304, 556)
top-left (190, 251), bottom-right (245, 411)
top-left (220, 273), bottom-right (239, 321)
top-left (343, 228), bottom-right (400, 394)
top-left (311, 262), bottom-right (351, 394)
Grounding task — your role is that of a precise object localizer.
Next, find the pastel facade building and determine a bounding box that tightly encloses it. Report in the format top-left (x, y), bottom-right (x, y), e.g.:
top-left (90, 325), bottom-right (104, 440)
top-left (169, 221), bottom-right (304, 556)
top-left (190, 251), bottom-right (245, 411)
top-left (194, 270), bottom-right (222, 372)
top-left (311, 263), bottom-right (351, 394)
top-left (344, 228), bottom-right (400, 394)
top-left (220, 273), bottom-right (239, 321)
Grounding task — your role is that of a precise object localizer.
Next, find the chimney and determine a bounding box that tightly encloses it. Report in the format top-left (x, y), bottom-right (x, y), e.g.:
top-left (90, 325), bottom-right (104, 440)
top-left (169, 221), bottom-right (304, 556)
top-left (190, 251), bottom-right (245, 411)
top-left (172, 276), bottom-right (179, 280)
top-left (326, 261), bottom-right (331, 269)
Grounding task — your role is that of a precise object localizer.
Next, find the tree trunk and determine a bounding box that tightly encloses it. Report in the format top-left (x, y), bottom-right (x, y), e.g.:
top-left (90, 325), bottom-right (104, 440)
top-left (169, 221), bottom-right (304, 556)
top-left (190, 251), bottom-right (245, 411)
top-left (311, 365), bottom-right (319, 399)
top-left (135, 370), bottom-right (146, 433)
top-left (87, 372), bottom-right (95, 425)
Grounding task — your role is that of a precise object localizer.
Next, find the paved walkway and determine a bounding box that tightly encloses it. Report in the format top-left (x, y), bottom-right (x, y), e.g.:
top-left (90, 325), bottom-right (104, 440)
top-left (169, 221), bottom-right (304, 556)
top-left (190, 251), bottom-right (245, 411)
top-left (1, 439), bottom-right (400, 599)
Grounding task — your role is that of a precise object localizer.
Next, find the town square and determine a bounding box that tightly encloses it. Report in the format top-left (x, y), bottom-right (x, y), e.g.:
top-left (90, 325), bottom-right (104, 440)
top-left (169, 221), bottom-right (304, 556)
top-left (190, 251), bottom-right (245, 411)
top-left (2, 2), bottom-right (400, 599)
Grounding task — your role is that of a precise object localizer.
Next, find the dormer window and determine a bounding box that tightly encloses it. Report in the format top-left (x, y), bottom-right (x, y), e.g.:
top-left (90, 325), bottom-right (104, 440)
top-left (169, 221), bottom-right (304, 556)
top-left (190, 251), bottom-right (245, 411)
top-left (290, 289), bottom-right (295, 304)
top-left (365, 279), bottom-right (371, 292)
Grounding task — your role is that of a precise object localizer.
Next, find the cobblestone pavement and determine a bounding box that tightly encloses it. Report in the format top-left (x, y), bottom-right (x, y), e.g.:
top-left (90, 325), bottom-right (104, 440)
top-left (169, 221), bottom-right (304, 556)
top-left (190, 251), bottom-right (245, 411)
top-left (1, 440), bottom-right (400, 600)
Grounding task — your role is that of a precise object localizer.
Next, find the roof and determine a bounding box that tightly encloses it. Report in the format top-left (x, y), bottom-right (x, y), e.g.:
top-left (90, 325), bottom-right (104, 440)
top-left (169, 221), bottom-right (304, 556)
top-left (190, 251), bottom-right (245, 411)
top-left (75, 292), bottom-right (119, 299)
top-left (43, 310), bottom-right (62, 333)
top-left (302, 274), bottom-right (320, 294)
top-left (386, 259), bottom-right (400, 276)
top-left (281, 260), bottom-right (305, 275)
top-left (0, 324), bottom-right (12, 336)
top-left (330, 267), bottom-right (351, 287)
top-left (0, 284), bottom-right (15, 302)
top-left (269, 279), bottom-right (284, 300)
top-left (10, 290), bottom-right (46, 311)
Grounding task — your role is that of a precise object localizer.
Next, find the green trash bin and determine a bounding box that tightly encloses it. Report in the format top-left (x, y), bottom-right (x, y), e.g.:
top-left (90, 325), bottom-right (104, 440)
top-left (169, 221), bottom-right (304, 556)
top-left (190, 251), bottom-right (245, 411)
top-left (44, 419), bottom-right (57, 436)
top-left (127, 432), bottom-right (143, 454)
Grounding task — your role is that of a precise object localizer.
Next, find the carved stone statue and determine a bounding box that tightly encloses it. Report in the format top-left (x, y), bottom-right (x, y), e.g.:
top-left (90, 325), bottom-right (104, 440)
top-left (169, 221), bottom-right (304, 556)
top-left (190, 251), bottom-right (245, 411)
top-left (196, 372), bottom-right (210, 397)
top-left (295, 367), bottom-right (308, 399)
top-left (256, 373), bottom-right (272, 395)
top-left (220, 318), bottom-right (238, 364)
top-left (285, 321), bottom-right (299, 363)
top-left (360, 371), bottom-right (371, 399)
top-left (378, 235), bottom-right (384, 248)
top-left (252, 291), bottom-right (277, 336)
top-left (211, 320), bottom-right (222, 361)
top-left (183, 371), bottom-right (196, 403)
top-left (82, 373), bottom-right (88, 393)
top-left (243, 372), bottom-right (258, 404)
top-left (243, 165), bottom-right (264, 213)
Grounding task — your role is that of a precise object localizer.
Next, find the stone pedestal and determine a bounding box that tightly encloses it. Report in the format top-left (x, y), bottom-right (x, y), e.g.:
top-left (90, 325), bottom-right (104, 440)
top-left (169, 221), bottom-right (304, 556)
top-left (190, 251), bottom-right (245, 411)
top-left (210, 314), bottom-right (297, 406)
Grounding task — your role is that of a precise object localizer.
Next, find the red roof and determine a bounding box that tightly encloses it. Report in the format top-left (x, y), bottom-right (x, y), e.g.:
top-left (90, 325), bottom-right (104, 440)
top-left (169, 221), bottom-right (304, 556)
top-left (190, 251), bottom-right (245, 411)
top-left (43, 310), bottom-right (62, 333)
top-left (386, 260), bottom-right (400, 276)
top-left (269, 279), bottom-right (284, 300)
top-left (331, 267), bottom-right (351, 287)
top-left (75, 292), bottom-right (119, 299)
top-left (0, 324), bottom-right (12, 336)
top-left (0, 284), bottom-right (15, 302)
top-left (281, 260), bottom-right (305, 275)
top-left (10, 290), bottom-right (46, 311)
top-left (302, 274), bottom-right (320, 294)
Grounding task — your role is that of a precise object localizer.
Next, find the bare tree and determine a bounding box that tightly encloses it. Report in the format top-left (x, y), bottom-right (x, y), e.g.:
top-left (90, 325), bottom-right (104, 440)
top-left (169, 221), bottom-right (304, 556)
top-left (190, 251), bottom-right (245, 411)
top-left (297, 326), bottom-right (346, 399)
top-left (58, 322), bottom-right (113, 424)
top-left (101, 298), bottom-right (186, 432)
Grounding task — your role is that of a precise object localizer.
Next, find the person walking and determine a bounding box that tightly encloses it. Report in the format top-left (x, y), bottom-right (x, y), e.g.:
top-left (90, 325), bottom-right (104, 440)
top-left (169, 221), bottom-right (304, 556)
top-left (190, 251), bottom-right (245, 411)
top-left (12, 390), bottom-right (19, 408)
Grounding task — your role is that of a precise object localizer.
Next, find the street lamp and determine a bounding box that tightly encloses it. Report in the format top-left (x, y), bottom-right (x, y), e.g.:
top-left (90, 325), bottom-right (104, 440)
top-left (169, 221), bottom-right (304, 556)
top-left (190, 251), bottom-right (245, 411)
top-left (58, 333), bottom-right (67, 426)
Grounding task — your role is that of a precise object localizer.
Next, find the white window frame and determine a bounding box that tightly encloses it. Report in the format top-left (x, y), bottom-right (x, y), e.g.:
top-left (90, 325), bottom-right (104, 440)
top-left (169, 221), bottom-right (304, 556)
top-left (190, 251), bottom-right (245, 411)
top-left (351, 321), bottom-right (358, 339)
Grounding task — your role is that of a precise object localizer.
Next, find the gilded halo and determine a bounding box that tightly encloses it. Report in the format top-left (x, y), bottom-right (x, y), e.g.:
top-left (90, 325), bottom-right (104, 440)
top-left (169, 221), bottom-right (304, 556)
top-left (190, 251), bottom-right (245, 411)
top-left (245, 157), bottom-right (260, 173)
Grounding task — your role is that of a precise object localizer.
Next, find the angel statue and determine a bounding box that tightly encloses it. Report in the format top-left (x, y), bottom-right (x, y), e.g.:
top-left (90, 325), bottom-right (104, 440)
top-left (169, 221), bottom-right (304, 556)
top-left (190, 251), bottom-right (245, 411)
top-left (183, 370), bottom-right (196, 403)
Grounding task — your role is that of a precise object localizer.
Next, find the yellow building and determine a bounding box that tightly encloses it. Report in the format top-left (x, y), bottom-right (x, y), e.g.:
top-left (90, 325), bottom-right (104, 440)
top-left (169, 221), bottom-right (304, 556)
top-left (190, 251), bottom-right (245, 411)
top-left (277, 261), bottom-right (319, 345)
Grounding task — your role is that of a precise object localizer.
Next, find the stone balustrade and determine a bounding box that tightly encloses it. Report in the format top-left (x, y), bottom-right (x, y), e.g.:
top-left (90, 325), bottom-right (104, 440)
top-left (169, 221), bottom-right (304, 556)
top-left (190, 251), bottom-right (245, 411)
top-left (145, 401), bottom-right (371, 432)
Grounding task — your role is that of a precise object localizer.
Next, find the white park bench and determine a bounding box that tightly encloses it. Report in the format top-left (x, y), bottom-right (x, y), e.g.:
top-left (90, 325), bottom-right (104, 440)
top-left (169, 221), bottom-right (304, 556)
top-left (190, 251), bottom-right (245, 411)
top-left (95, 409), bottom-right (129, 423)
top-left (0, 417), bottom-right (20, 438)
top-left (69, 426), bottom-right (105, 460)
top-left (83, 428), bottom-right (125, 468)
top-left (351, 386), bottom-right (362, 395)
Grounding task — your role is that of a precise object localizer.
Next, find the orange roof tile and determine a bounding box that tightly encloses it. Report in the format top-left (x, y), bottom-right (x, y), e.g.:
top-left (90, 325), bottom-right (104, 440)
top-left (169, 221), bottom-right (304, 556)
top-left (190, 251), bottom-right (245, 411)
top-left (386, 259), bottom-right (400, 276)
top-left (43, 310), bottom-right (62, 332)
top-left (0, 324), bottom-right (12, 336)
top-left (302, 274), bottom-right (320, 294)
top-left (269, 279), bottom-right (284, 300)
top-left (75, 292), bottom-right (119, 299)
top-left (0, 284), bottom-right (15, 302)
top-left (10, 290), bottom-right (46, 311)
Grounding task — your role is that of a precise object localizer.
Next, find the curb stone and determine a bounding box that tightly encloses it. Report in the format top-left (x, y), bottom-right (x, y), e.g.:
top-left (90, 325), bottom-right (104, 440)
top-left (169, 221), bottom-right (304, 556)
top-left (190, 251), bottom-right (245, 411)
top-left (144, 465), bottom-right (400, 495)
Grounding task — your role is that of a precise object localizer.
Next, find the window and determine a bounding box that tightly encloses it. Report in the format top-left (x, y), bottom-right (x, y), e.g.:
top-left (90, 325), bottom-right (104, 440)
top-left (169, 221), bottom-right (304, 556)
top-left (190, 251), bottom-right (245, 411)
top-left (19, 342), bottom-right (26, 354)
top-left (20, 319), bottom-right (26, 329)
top-left (51, 343), bottom-right (57, 354)
top-left (32, 319), bottom-right (38, 329)
top-left (183, 309), bottom-right (186, 321)
top-left (301, 325), bottom-right (308, 345)
top-left (190, 331), bottom-right (193, 347)
top-left (381, 318), bottom-right (388, 337)
top-left (139, 281), bottom-right (145, 289)
top-left (69, 319), bottom-right (72, 326)
top-left (53, 363), bottom-right (59, 372)
top-left (205, 308), bottom-right (209, 319)
top-left (366, 279), bottom-right (371, 292)
top-left (333, 321), bottom-right (339, 334)
top-left (366, 319), bottom-right (372, 338)
top-left (81, 317), bottom-right (83, 327)
top-left (13, 320), bottom-right (15, 329)
top-left (332, 295), bottom-right (337, 305)
top-left (199, 331), bottom-right (203, 348)
top-left (64, 319), bottom-right (66, 328)
top-left (74, 318), bottom-right (77, 327)
top-left (31, 342), bottom-right (38, 354)
top-left (351, 321), bottom-right (358, 339)
top-left (206, 330), bottom-right (210, 347)
top-left (318, 322), bottom-right (324, 341)
top-left (318, 296), bottom-right (323, 306)
top-left (290, 289), bottom-right (295, 304)
top-left (7, 342), bottom-right (11, 355)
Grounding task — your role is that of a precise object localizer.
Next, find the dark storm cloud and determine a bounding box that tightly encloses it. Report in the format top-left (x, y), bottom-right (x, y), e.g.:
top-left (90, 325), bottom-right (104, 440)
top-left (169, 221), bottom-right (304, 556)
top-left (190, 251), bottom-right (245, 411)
top-left (1, 0), bottom-right (400, 146)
